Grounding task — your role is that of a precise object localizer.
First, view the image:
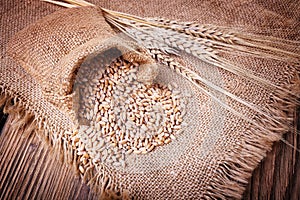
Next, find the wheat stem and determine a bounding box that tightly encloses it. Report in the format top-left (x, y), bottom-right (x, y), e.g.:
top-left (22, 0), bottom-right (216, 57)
top-left (42, 0), bottom-right (79, 8)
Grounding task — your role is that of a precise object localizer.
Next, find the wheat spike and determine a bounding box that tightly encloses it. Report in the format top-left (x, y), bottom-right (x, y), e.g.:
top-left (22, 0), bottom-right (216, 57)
top-left (101, 8), bottom-right (300, 99)
top-left (43, 0), bottom-right (300, 142)
top-left (149, 17), bottom-right (300, 60)
top-left (43, 0), bottom-right (299, 115)
top-left (43, 0), bottom-right (299, 104)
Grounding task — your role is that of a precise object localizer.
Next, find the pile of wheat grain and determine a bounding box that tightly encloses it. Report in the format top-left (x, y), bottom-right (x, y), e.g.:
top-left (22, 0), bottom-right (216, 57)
top-left (71, 57), bottom-right (187, 172)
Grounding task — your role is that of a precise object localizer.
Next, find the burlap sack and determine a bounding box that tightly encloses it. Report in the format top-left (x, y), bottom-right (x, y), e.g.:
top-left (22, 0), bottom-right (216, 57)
top-left (1, 0), bottom-right (299, 199)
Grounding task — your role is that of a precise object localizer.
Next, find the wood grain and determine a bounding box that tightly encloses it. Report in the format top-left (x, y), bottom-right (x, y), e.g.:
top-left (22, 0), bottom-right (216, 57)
top-left (0, 108), bottom-right (299, 199)
top-left (0, 113), bottom-right (96, 200)
top-left (243, 108), bottom-right (300, 200)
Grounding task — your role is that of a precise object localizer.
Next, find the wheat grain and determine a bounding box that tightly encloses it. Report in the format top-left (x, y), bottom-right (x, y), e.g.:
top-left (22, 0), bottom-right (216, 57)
top-left (73, 55), bottom-right (187, 171)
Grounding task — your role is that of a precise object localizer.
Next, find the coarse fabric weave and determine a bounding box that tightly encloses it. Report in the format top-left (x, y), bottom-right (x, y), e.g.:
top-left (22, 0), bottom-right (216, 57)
top-left (0, 0), bottom-right (299, 199)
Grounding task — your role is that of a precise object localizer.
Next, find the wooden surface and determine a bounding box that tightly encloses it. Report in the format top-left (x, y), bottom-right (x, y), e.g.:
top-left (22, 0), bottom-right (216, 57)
top-left (243, 107), bottom-right (300, 199)
top-left (0, 113), bottom-right (97, 200)
top-left (0, 108), bottom-right (299, 199)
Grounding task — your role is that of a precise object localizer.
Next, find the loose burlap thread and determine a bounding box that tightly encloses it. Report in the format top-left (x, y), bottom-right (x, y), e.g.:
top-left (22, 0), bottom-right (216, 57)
top-left (1, 0), bottom-right (299, 199)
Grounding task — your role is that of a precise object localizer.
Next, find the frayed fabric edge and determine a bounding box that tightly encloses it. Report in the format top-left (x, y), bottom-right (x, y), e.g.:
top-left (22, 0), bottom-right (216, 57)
top-left (0, 91), bottom-right (128, 199)
top-left (0, 72), bottom-right (299, 200)
top-left (201, 74), bottom-right (300, 199)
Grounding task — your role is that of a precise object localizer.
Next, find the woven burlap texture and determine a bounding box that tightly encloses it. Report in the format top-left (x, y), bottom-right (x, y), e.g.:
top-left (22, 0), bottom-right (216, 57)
top-left (1, 0), bottom-right (299, 199)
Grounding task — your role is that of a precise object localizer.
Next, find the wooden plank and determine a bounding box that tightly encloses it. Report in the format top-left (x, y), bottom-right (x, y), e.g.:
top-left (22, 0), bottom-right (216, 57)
top-left (243, 108), bottom-right (300, 199)
top-left (0, 115), bottom-right (95, 200)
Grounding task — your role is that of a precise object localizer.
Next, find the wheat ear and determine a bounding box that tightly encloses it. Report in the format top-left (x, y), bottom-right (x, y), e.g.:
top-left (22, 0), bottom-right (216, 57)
top-left (43, 0), bottom-right (300, 140)
top-left (101, 9), bottom-right (299, 99)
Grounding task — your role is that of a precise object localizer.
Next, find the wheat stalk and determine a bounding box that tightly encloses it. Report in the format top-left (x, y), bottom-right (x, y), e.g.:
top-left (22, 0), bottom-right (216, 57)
top-left (42, 0), bottom-right (94, 7)
top-left (101, 8), bottom-right (300, 98)
top-left (43, 0), bottom-right (300, 139)
top-left (43, 0), bottom-right (299, 112)
top-left (148, 48), bottom-right (293, 132)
